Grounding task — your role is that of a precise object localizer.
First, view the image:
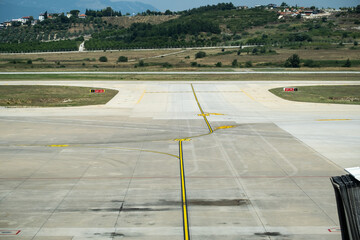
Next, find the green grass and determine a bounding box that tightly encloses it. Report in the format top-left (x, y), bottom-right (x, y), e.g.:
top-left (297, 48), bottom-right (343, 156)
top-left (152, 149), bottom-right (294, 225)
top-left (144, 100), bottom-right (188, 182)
top-left (269, 85), bottom-right (360, 105)
top-left (0, 73), bottom-right (360, 81)
top-left (0, 85), bottom-right (118, 107)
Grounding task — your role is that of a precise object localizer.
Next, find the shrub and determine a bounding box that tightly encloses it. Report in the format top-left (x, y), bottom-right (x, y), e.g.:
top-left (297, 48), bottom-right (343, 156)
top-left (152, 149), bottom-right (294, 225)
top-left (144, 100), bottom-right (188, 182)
top-left (99, 56), bottom-right (108, 62)
top-left (232, 59), bottom-right (238, 67)
top-left (215, 62), bottom-right (222, 67)
top-left (27, 59), bottom-right (32, 64)
top-left (141, 60), bottom-right (147, 66)
top-left (303, 59), bottom-right (319, 68)
top-left (284, 54), bottom-right (300, 68)
top-left (162, 62), bottom-right (173, 68)
top-left (195, 51), bottom-right (206, 59)
top-left (191, 62), bottom-right (198, 67)
top-left (118, 56), bottom-right (128, 62)
top-left (343, 59), bottom-right (351, 67)
top-left (245, 61), bottom-right (252, 67)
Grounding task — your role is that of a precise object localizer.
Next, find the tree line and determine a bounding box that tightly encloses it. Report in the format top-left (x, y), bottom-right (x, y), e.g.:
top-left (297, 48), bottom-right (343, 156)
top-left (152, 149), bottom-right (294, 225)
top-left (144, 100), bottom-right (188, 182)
top-left (85, 7), bottom-right (122, 17)
top-left (0, 40), bottom-right (79, 53)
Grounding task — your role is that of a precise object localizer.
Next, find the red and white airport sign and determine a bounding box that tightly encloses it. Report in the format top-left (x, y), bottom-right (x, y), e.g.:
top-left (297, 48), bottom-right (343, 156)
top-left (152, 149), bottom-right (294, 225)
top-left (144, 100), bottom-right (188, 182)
top-left (90, 89), bottom-right (105, 93)
top-left (283, 87), bottom-right (298, 92)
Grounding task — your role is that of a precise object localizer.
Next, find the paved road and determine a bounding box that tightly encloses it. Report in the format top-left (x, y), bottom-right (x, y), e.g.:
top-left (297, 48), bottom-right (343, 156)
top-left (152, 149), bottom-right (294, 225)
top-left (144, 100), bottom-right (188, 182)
top-left (0, 80), bottom-right (359, 239)
top-left (1, 71), bottom-right (360, 74)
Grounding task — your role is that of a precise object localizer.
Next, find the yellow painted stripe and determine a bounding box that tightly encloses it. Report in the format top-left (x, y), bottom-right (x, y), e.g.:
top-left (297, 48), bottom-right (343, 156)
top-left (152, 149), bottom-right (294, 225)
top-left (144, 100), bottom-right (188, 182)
top-left (179, 141), bottom-right (190, 240)
top-left (203, 116), bottom-right (213, 134)
top-left (240, 89), bottom-right (256, 101)
top-left (136, 90), bottom-right (146, 104)
top-left (216, 125), bottom-right (236, 130)
top-left (48, 145), bottom-right (69, 147)
top-left (191, 84), bottom-right (213, 134)
top-left (198, 113), bottom-right (224, 117)
top-left (317, 119), bottom-right (352, 121)
top-left (174, 138), bottom-right (191, 142)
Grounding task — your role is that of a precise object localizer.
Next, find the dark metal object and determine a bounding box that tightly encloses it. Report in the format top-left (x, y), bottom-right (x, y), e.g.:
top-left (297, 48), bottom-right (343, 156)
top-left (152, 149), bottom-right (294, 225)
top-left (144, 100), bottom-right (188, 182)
top-left (330, 175), bottom-right (360, 240)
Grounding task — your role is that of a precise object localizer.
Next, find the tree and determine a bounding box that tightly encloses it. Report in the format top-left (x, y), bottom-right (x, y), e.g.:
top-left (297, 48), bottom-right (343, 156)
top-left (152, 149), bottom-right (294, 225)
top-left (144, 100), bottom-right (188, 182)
top-left (343, 59), bottom-right (351, 67)
top-left (215, 62), bottom-right (222, 67)
top-left (232, 59), bottom-right (238, 67)
top-left (284, 54), bottom-right (300, 68)
top-left (70, 10), bottom-right (80, 17)
top-left (138, 60), bottom-right (145, 67)
top-left (99, 56), bottom-right (108, 62)
top-left (245, 61), bottom-right (252, 67)
top-left (118, 56), bottom-right (128, 62)
top-left (195, 51), bottom-right (206, 59)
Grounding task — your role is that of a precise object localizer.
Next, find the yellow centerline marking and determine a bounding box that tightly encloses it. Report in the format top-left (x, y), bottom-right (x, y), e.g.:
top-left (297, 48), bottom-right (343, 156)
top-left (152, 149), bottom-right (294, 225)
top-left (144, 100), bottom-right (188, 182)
top-left (48, 145), bottom-right (69, 147)
top-left (136, 90), bottom-right (146, 104)
top-left (174, 138), bottom-right (192, 142)
top-left (317, 119), bottom-right (352, 121)
top-left (198, 113), bottom-right (224, 117)
top-left (240, 89), bottom-right (256, 101)
top-left (191, 84), bottom-right (213, 134)
top-left (179, 140), bottom-right (190, 240)
top-left (215, 125), bottom-right (236, 130)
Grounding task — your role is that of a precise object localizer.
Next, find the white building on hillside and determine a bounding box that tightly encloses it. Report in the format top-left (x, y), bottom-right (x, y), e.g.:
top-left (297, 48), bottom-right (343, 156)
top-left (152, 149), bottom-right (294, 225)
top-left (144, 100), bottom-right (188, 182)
top-left (39, 13), bottom-right (46, 21)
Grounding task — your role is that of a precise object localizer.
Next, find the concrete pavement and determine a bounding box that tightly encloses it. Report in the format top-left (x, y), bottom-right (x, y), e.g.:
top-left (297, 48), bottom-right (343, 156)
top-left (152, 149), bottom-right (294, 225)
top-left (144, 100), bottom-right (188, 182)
top-left (0, 80), bottom-right (359, 239)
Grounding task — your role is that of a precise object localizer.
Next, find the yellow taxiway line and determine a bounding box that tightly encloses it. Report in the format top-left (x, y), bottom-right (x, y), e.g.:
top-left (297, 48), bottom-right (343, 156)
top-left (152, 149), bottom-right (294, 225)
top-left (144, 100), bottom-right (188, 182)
top-left (191, 84), bottom-right (213, 134)
top-left (179, 140), bottom-right (190, 240)
top-left (136, 90), bottom-right (146, 104)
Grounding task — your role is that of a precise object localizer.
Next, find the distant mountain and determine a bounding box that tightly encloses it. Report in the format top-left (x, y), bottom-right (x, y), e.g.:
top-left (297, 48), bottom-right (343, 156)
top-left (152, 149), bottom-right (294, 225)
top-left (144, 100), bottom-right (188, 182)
top-left (0, 0), bottom-right (158, 22)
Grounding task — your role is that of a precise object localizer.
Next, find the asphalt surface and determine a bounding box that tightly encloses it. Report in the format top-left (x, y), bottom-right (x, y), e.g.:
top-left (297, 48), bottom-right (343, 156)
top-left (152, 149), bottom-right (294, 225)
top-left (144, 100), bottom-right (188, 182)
top-left (1, 71), bottom-right (360, 74)
top-left (0, 80), bottom-right (359, 240)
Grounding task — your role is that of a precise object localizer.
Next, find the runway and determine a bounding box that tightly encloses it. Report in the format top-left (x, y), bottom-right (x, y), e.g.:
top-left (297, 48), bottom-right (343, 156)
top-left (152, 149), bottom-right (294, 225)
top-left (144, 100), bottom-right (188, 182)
top-left (0, 80), bottom-right (359, 239)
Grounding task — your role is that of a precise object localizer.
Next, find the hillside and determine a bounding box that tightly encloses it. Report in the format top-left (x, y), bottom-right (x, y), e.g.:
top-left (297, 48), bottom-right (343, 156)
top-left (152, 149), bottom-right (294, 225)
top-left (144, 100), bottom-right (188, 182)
top-left (0, 3), bottom-right (359, 53)
top-left (102, 15), bottom-right (179, 28)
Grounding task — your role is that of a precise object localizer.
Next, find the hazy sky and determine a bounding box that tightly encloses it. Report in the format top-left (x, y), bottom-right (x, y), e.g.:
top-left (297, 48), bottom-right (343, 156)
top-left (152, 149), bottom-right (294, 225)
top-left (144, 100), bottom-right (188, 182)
top-left (110, 0), bottom-right (360, 11)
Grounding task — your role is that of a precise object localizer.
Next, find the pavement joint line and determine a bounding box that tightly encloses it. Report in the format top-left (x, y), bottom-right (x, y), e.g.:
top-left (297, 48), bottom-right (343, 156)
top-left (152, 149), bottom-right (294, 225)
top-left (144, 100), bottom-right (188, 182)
top-left (0, 175), bottom-right (336, 180)
top-left (316, 119), bottom-right (352, 121)
top-left (10, 144), bottom-right (179, 159)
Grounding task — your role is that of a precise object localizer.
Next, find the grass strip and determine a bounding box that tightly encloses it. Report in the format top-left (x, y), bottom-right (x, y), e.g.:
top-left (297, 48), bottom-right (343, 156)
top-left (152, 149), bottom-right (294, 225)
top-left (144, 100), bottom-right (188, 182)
top-left (0, 85), bottom-right (118, 107)
top-left (269, 85), bottom-right (360, 105)
top-left (0, 73), bottom-right (360, 81)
